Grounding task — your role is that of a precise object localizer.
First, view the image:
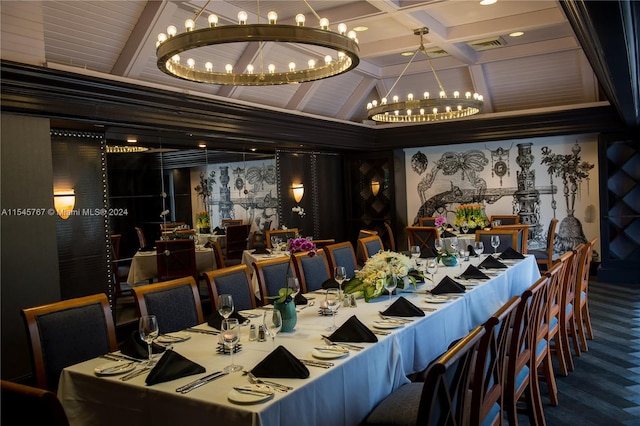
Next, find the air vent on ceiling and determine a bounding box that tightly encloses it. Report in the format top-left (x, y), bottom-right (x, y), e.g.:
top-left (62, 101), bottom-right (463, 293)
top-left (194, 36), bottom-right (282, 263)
top-left (467, 36), bottom-right (506, 51)
top-left (425, 47), bottom-right (449, 57)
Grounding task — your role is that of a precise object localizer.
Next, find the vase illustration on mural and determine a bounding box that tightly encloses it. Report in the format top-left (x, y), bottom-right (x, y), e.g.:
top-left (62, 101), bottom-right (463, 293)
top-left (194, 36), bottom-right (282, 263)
top-left (218, 166), bottom-right (233, 220)
top-left (541, 143), bottom-right (594, 253)
top-left (514, 143), bottom-right (541, 242)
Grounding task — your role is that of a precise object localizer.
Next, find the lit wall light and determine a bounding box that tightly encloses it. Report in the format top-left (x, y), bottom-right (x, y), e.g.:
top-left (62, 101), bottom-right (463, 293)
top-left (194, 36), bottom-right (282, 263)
top-left (292, 184), bottom-right (304, 203)
top-left (54, 190), bottom-right (75, 219)
top-left (371, 181), bottom-right (381, 196)
top-left (127, 138), bottom-right (137, 143)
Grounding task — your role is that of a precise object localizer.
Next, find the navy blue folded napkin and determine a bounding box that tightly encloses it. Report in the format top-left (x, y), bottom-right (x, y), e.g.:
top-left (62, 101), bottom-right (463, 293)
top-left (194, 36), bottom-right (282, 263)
top-left (459, 265), bottom-right (490, 280)
top-left (479, 256), bottom-right (508, 269)
top-left (251, 345), bottom-right (309, 379)
top-left (441, 230), bottom-right (457, 238)
top-left (420, 247), bottom-right (438, 258)
top-left (145, 350), bottom-right (205, 385)
top-left (322, 278), bottom-right (339, 289)
top-left (328, 315), bottom-right (378, 343)
top-left (207, 310), bottom-right (248, 330)
top-left (499, 247), bottom-right (525, 260)
top-left (381, 296), bottom-right (425, 317)
top-left (119, 331), bottom-right (166, 360)
top-left (431, 276), bottom-right (466, 295)
top-left (467, 244), bottom-right (477, 256)
top-left (294, 292), bottom-right (308, 305)
top-left (213, 227), bottom-right (226, 235)
top-left (252, 247), bottom-right (271, 255)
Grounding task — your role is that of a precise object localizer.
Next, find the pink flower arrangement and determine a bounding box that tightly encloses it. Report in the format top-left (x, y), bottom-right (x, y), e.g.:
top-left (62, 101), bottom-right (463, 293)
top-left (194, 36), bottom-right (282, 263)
top-left (287, 237), bottom-right (317, 257)
top-left (434, 216), bottom-right (447, 228)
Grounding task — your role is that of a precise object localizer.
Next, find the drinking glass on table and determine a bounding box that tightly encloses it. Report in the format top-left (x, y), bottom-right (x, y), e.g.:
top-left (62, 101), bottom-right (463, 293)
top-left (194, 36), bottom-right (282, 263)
top-left (221, 318), bottom-right (243, 372)
top-left (288, 277), bottom-right (300, 298)
top-left (334, 266), bottom-right (347, 298)
top-left (490, 235), bottom-right (500, 255)
top-left (434, 239), bottom-right (444, 256)
top-left (474, 241), bottom-right (484, 258)
top-left (325, 290), bottom-right (340, 331)
top-left (426, 258), bottom-right (438, 284)
top-left (384, 273), bottom-right (397, 307)
top-left (449, 237), bottom-right (459, 255)
top-left (218, 294), bottom-right (234, 319)
top-left (139, 315), bottom-right (159, 366)
top-left (410, 245), bottom-right (421, 265)
top-left (263, 309), bottom-right (282, 348)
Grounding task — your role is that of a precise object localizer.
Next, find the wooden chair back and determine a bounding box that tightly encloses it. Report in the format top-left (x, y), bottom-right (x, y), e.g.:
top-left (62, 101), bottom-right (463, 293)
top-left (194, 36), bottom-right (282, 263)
top-left (21, 293), bottom-right (118, 391)
top-left (221, 219), bottom-right (243, 228)
top-left (475, 229), bottom-right (521, 254)
top-left (560, 244), bottom-right (584, 361)
top-left (209, 239), bottom-right (226, 269)
top-left (312, 239), bottom-right (336, 248)
top-left (160, 221), bottom-right (186, 232)
top-left (323, 241), bottom-right (358, 279)
top-left (135, 226), bottom-right (147, 249)
top-left (489, 215), bottom-right (520, 225)
top-left (265, 228), bottom-right (299, 248)
top-left (293, 250), bottom-right (331, 293)
top-left (358, 235), bottom-right (385, 261)
top-left (493, 224), bottom-right (529, 253)
top-left (155, 239), bottom-right (197, 283)
top-left (534, 218), bottom-right (559, 270)
top-left (253, 256), bottom-right (295, 303)
top-left (575, 237), bottom-right (597, 351)
top-left (356, 229), bottom-right (378, 265)
top-left (417, 216), bottom-right (438, 226)
top-left (1, 380), bottom-right (69, 425)
top-left (131, 276), bottom-right (203, 334)
top-left (416, 326), bottom-right (485, 425)
top-left (406, 226), bottom-right (438, 255)
top-left (225, 224), bottom-right (251, 260)
top-left (384, 222), bottom-right (396, 252)
top-left (110, 233), bottom-right (131, 297)
top-left (203, 265), bottom-right (256, 312)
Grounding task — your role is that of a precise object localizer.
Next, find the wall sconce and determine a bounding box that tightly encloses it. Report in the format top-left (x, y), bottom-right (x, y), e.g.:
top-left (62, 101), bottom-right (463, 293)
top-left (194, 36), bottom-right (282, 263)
top-left (292, 184), bottom-right (304, 203)
top-left (54, 190), bottom-right (75, 219)
top-left (371, 181), bottom-right (381, 196)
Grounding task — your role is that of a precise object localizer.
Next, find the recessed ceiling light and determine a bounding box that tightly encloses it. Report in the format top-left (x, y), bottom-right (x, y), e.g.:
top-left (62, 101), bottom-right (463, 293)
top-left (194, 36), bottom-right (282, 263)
top-left (250, 148), bottom-right (257, 152)
top-left (353, 26), bottom-right (368, 32)
top-left (480, 0), bottom-right (497, 5)
top-left (401, 51), bottom-right (414, 56)
top-left (509, 31), bottom-right (524, 37)
top-left (198, 143), bottom-right (207, 148)
top-left (126, 138), bottom-right (137, 143)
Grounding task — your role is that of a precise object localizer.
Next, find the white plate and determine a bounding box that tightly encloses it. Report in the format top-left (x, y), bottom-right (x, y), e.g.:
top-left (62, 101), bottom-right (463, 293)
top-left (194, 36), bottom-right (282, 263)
top-left (424, 295), bottom-right (453, 304)
top-left (94, 361), bottom-right (136, 376)
top-left (312, 346), bottom-right (349, 359)
top-left (157, 332), bottom-right (191, 343)
top-left (372, 321), bottom-right (405, 330)
top-left (228, 386), bottom-right (274, 404)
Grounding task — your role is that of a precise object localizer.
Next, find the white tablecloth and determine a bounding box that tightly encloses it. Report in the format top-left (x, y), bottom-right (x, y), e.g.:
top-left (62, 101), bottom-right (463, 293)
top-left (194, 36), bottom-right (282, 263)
top-left (126, 247), bottom-right (217, 284)
top-left (59, 255), bottom-right (540, 426)
top-left (195, 233), bottom-right (226, 247)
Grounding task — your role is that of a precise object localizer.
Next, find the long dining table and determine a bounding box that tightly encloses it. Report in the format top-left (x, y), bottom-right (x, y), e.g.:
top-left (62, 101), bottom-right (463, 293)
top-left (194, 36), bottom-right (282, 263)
top-left (58, 254), bottom-right (540, 426)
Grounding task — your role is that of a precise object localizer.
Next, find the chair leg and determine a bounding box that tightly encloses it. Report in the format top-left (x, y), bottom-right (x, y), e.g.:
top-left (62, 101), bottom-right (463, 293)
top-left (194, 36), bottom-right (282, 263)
top-left (540, 351), bottom-right (558, 406)
top-left (560, 320), bottom-right (575, 372)
top-left (583, 302), bottom-right (594, 340)
top-left (553, 332), bottom-right (568, 377)
top-left (529, 371), bottom-right (547, 426)
top-left (576, 304), bottom-right (589, 352)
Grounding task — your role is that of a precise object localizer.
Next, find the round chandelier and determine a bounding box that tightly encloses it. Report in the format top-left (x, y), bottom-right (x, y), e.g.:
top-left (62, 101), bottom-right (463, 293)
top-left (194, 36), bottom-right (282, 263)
top-left (156, 1), bottom-right (360, 86)
top-left (366, 28), bottom-right (483, 123)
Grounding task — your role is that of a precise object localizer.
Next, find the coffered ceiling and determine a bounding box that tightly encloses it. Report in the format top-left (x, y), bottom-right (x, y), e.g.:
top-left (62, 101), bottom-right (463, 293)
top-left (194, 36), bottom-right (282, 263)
top-left (1, 0), bottom-right (611, 127)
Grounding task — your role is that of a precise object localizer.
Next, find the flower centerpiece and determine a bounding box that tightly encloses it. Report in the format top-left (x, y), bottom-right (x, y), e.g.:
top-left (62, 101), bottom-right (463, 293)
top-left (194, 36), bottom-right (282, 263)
top-left (343, 251), bottom-right (425, 302)
top-left (196, 211), bottom-right (210, 233)
top-left (453, 204), bottom-right (488, 231)
top-left (434, 215), bottom-right (447, 236)
top-left (268, 237), bottom-right (317, 331)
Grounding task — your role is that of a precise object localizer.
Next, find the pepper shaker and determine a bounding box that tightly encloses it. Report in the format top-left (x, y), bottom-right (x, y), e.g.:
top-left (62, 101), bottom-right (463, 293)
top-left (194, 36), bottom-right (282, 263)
top-left (248, 324), bottom-right (257, 341)
top-left (350, 294), bottom-right (357, 307)
top-left (257, 325), bottom-right (266, 342)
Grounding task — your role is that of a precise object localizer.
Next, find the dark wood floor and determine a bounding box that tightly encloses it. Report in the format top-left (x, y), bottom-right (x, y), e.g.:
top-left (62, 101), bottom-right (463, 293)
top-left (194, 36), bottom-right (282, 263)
top-left (113, 279), bottom-right (640, 425)
top-left (522, 279), bottom-right (640, 425)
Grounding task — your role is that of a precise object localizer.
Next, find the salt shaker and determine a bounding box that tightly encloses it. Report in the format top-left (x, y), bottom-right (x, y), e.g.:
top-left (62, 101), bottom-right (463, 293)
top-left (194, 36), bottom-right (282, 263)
top-left (342, 293), bottom-right (351, 308)
top-left (257, 325), bottom-right (266, 342)
top-left (350, 294), bottom-right (358, 307)
top-left (248, 324), bottom-right (257, 341)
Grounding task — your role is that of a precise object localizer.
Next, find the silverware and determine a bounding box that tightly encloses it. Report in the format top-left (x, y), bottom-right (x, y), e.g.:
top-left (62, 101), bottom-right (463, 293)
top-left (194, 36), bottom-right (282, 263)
top-left (298, 359), bottom-right (334, 368)
top-left (313, 347), bottom-right (348, 354)
top-left (321, 336), bottom-right (364, 351)
top-left (96, 361), bottom-right (134, 374)
top-left (370, 329), bottom-right (391, 336)
top-left (243, 371), bottom-right (292, 392)
top-left (159, 334), bottom-right (184, 342)
top-left (120, 366), bottom-right (151, 381)
top-left (184, 328), bottom-right (219, 335)
top-left (233, 387), bottom-right (274, 396)
top-left (420, 307), bottom-right (436, 312)
top-left (176, 371), bottom-right (228, 394)
top-left (101, 353), bottom-right (142, 363)
top-left (377, 313), bottom-right (414, 323)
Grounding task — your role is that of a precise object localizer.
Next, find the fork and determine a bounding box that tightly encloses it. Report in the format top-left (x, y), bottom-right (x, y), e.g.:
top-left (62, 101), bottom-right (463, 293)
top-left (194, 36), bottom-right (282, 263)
top-left (243, 371), bottom-right (292, 392)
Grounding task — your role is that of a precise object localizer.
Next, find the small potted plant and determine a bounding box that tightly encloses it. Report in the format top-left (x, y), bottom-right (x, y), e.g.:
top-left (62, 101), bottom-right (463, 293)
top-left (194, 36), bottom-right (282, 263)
top-left (196, 211), bottom-right (210, 234)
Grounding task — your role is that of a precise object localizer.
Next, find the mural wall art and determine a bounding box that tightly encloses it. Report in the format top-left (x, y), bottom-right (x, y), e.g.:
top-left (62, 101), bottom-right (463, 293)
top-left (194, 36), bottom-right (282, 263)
top-left (404, 135), bottom-right (599, 257)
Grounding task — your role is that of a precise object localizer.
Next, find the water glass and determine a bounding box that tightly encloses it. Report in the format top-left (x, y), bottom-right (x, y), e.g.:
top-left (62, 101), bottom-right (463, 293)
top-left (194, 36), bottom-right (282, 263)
top-left (218, 294), bottom-right (234, 319)
top-left (475, 241), bottom-right (484, 257)
top-left (139, 315), bottom-right (159, 366)
top-left (221, 318), bottom-right (243, 372)
top-left (490, 235), bottom-right (500, 255)
top-left (263, 309), bottom-right (282, 348)
top-left (426, 258), bottom-right (438, 284)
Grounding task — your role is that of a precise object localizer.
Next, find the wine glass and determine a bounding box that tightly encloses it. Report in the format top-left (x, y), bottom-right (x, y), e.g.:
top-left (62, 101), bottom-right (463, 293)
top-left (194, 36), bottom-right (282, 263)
top-left (139, 315), bottom-right (159, 366)
top-left (288, 277), bottom-right (300, 298)
top-left (221, 318), bottom-right (243, 372)
top-left (218, 294), bottom-right (234, 319)
top-left (334, 266), bottom-right (347, 299)
top-left (434, 239), bottom-right (444, 256)
top-left (263, 309), bottom-right (282, 347)
top-left (426, 258), bottom-right (438, 283)
top-left (490, 235), bottom-right (500, 255)
top-left (384, 273), bottom-right (397, 307)
top-left (325, 290), bottom-right (340, 331)
top-left (410, 245), bottom-right (421, 263)
top-left (461, 221), bottom-right (469, 234)
top-left (271, 236), bottom-right (282, 250)
top-left (449, 237), bottom-right (459, 255)
top-left (475, 241), bottom-right (484, 258)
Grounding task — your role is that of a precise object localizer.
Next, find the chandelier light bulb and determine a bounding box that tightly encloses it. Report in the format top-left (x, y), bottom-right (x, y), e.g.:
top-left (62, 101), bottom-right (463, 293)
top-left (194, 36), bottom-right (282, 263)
top-left (394, 110), bottom-right (400, 116)
top-left (208, 14), bottom-right (218, 27)
top-left (205, 62), bottom-right (213, 72)
top-left (308, 59), bottom-right (316, 68)
top-left (407, 109), bottom-right (412, 116)
top-left (453, 91), bottom-right (460, 98)
top-left (268, 64), bottom-right (275, 74)
top-left (466, 91), bottom-right (472, 99)
top-left (289, 62), bottom-right (296, 72)
top-left (439, 91), bottom-right (446, 98)
top-left (420, 108), bottom-right (425, 114)
top-left (238, 11), bottom-right (248, 25)
top-left (185, 19), bottom-right (195, 32)
top-left (367, 102), bottom-right (372, 109)
top-left (347, 31), bottom-right (357, 41)
top-left (171, 54), bottom-right (180, 62)
top-left (372, 100), bottom-right (378, 107)
top-left (319, 18), bottom-right (329, 30)
top-left (393, 95), bottom-right (399, 103)
top-left (433, 107), bottom-right (438, 114)
top-left (446, 106), bottom-right (451, 113)
top-left (381, 97), bottom-right (387, 104)
top-left (337, 52), bottom-right (345, 59)
top-left (267, 11), bottom-right (277, 24)
top-left (408, 93), bottom-right (414, 101)
top-left (187, 58), bottom-right (195, 68)
top-left (247, 64), bottom-right (254, 74)
top-left (338, 23), bottom-right (347, 35)
top-left (225, 64), bottom-right (233, 73)
top-left (157, 33), bottom-right (167, 43)
top-left (295, 14), bottom-right (305, 26)
top-left (324, 55), bottom-right (332, 64)
top-left (167, 25), bottom-right (177, 37)
top-left (424, 92), bottom-right (429, 99)
top-left (458, 105), bottom-right (463, 111)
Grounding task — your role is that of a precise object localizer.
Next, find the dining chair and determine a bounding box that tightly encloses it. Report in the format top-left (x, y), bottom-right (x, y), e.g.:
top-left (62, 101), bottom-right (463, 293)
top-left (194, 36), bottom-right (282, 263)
top-left (575, 237), bottom-right (597, 352)
top-left (208, 239), bottom-right (226, 269)
top-left (1, 380), bottom-right (70, 425)
top-left (110, 233), bottom-right (132, 298)
top-left (406, 226), bottom-right (438, 255)
top-left (504, 276), bottom-right (549, 426)
top-left (530, 218), bottom-right (559, 271)
top-left (131, 276), bottom-right (204, 334)
top-left (21, 293), bottom-right (118, 391)
top-left (532, 269), bottom-right (559, 407)
top-left (265, 228), bottom-right (299, 248)
top-left (560, 244), bottom-right (585, 365)
top-left (357, 235), bottom-right (384, 261)
top-left (159, 221), bottom-right (186, 232)
top-left (203, 265), bottom-right (256, 313)
top-left (551, 250), bottom-right (575, 376)
top-left (311, 238), bottom-right (336, 248)
top-left (417, 216), bottom-right (438, 226)
top-left (383, 222), bottom-right (396, 252)
top-left (493, 223), bottom-right (530, 253)
top-left (323, 241), bottom-right (358, 279)
top-left (292, 250), bottom-right (331, 293)
top-left (221, 219), bottom-right (243, 228)
top-left (135, 226), bottom-right (148, 250)
top-left (364, 326), bottom-right (485, 425)
top-left (356, 229), bottom-right (378, 266)
top-left (489, 214), bottom-right (520, 225)
top-left (253, 256), bottom-right (295, 303)
top-left (471, 296), bottom-right (521, 426)
top-left (155, 238), bottom-right (198, 283)
top-left (225, 224), bottom-right (251, 264)
top-left (475, 229), bottom-right (521, 254)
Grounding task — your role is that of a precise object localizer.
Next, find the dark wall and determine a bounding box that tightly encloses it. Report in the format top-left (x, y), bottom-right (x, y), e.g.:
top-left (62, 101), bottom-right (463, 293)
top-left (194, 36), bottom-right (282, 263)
top-left (1, 114), bottom-right (59, 381)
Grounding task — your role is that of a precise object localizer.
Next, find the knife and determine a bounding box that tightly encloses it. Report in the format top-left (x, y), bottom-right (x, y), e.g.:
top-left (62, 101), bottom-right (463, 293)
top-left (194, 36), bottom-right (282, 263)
top-left (299, 359), bottom-right (334, 368)
top-left (233, 387), bottom-right (274, 396)
top-left (184, 328), bottom-right (219, 335)
top-left (321, 336), bottom-right (364, 351)
top-left (120, 366), bottom-right (151, 381)
top-left (176, 371), bottom-right (228, 394)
